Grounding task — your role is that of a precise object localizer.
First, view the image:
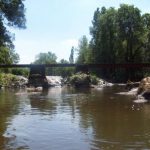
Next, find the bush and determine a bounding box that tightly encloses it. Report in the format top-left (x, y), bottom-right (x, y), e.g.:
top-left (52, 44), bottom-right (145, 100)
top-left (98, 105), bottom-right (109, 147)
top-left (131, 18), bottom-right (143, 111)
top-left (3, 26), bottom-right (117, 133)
top-left (69, 72), bottom-right (90, 87)
top-left (0, 73), bottom-right (18, 87)
top-left (90, 75), bottom-right (99, 85)
top-left (11, 68), bottom-right (29, 77)
top-left (0, 73), bottom-right (28, 87)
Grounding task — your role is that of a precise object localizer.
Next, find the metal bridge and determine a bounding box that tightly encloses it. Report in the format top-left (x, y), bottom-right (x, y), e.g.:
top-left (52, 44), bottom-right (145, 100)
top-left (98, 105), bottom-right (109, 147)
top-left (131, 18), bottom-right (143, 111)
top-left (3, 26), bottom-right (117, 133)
top-left (0, 63), bottom-right (150, 68)
top-left (0, 63), bottom-right (150, 88)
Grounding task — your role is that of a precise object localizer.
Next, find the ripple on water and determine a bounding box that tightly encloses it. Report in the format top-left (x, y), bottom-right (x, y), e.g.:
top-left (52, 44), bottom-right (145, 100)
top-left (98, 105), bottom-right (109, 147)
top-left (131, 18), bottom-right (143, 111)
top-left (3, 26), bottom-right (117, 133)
top-left (2, 86), bottom-right (150, 150)
top-left (133, 99), bottom-right (148, 103)
top-left (90, 139), bottom-right (121, 150)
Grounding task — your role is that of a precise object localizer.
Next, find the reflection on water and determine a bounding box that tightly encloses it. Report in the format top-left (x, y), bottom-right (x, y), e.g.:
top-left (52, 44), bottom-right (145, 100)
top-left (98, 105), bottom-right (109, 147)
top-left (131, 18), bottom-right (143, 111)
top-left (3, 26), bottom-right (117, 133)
top-left (0, 86), bottom-right (150, 149)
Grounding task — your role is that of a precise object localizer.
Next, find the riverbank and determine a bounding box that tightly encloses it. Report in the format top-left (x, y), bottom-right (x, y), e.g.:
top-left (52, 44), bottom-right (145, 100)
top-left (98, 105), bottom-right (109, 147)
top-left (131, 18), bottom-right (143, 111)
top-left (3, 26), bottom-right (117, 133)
top-left (0, 73), bottom-right (28, 88)
top-left (0, 73), bottom-right (114, 89)
top-left (1, 72), bottom-right (150, 103)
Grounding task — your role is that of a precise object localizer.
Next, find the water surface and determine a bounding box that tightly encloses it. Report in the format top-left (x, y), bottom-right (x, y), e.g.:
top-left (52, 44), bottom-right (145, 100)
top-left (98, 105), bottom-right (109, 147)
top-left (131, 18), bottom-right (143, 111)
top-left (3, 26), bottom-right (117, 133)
top-left (0, 86), bottom-right (150, 150)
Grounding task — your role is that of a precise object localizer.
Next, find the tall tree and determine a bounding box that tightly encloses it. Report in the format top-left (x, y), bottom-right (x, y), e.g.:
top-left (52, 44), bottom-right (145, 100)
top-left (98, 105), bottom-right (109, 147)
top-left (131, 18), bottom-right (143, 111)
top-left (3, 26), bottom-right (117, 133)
top-left (90, 7), bottom-right (118, 64)
top-left (69, 47), bottom-right (74, 63)
top-left (117, 4), bottom-right (144, 63)
top-left (88, 4), bottom-right (150, 81)
top-left (76, 35), bottom-right (90, 64)
top-left (142, 13), bottom-right (150, 62)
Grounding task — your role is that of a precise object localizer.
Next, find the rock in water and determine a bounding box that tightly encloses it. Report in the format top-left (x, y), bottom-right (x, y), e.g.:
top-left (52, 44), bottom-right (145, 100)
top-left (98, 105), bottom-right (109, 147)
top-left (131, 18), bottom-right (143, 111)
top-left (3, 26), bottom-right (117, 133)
top-left (46, 76), bottom-right (62, 87)
top-left (137, 77), bottom-right (150, 100)
top-left (27, 87), bottom-right (43, 92)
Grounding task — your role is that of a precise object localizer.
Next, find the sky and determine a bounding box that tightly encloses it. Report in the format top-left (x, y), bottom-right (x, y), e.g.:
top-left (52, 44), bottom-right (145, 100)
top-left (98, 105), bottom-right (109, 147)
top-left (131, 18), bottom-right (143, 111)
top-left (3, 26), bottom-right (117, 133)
top-left (12, 0), bottom-right (150, 64)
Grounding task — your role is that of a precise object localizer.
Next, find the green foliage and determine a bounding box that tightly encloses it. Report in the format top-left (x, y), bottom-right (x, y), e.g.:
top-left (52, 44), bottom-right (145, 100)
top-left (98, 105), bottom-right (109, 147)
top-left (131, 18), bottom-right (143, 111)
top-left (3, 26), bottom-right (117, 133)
top-left (117, 4), bottom-right (144, 63)
top-left (69, 72), bottom-right (91, 87)
top-left (69, 47), bottom-right (74, 63)
top-left (0, 73), bottom-right (17, 87)
top-left (11, 68), bottom-right (29, 77)
top-left (0, 46), bottom-right (20, 64)
top-left (34, 51), bottom-right (57, 75)
top-left (0, 0), bottom-right (26, 64)
top-left (76, 35), bottom-right (92, 63)
top-left (34, 51), bottom-right (57, 64)
top-left (69, 73), bottom-right (99, 87)
top-left (0, 0), bottom-right (26, 29)
top-left (75, 4), bottom-right (150, 82)
top-left (90, 75), bottom-right (99, 85)
top-left (0, 72), bottom-right (28, 87)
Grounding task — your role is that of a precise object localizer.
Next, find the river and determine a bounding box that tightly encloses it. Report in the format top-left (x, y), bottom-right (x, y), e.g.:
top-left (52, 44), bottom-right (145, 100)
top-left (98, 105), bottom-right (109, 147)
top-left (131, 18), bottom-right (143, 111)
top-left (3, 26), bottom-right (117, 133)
top-left (0, 86), bottom-right (150, 150)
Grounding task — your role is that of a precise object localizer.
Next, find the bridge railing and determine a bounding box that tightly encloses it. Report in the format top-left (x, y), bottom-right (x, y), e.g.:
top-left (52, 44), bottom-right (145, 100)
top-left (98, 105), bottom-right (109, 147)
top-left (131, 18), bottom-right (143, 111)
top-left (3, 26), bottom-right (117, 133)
top-left (0, 63), bottom-right (150, 68)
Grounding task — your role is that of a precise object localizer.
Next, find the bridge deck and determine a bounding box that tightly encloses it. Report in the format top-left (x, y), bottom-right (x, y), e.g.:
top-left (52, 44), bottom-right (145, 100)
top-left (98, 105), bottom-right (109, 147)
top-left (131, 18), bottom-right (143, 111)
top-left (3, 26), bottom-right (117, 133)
top-left (0, 63), bottom-right (150, 68)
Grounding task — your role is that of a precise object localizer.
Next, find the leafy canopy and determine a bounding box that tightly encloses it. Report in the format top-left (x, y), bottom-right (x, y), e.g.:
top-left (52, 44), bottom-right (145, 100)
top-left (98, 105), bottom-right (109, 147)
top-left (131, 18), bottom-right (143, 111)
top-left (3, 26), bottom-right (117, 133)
top-left (0, 0), bottom-right (26, 64)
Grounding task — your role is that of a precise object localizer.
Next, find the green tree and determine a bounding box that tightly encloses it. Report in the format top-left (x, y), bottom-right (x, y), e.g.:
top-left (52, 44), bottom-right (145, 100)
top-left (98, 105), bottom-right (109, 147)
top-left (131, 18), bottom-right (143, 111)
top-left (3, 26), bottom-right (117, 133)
top-left (116, 4), bottom-right (146, 80)
top-left (0, 0), bottom-right (26, 64)
top-left (34, 51), bottom-right (57, 64)
top-left (142, 13), bottom-right (150, 62)
top-left (117, 4), bottom-right (144, 63)
top-left (88, 4), bottom-right (150, 81)
top-left (69, 47), bottom-right (74, 63)
top-left (89, 7), bottom-right (118, 79)
top-left (89, 8), bottom-right (101, 63)
top-left (76, 35), bottom-right (91, 64)
top-left (0, 0), bottom-right (26, 29)
top-left (34, 51), bottom-right (57, 75)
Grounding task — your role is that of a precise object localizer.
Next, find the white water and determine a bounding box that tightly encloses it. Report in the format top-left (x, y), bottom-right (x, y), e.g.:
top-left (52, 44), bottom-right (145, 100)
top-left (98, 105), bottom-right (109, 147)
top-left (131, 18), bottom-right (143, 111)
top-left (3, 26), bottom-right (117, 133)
top-left (117, 88), bottom-right (138, 95)
top-left (46, 76), bottom-right (62, 86)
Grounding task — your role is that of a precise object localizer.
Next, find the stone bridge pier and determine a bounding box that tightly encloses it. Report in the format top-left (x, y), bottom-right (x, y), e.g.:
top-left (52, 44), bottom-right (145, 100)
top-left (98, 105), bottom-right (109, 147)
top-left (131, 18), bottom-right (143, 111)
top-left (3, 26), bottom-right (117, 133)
top-left (28, 65), bottom-right (48, 88)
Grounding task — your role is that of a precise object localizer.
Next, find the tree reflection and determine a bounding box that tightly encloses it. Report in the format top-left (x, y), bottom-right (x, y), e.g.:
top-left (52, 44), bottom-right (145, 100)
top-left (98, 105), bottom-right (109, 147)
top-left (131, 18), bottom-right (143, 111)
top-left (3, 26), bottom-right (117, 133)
top-left (28, 89), bottom-right (57, 115)
top-left (0, 89), bottom-right (21, 149)
top-left (75, 87), bottom-right (150, 149)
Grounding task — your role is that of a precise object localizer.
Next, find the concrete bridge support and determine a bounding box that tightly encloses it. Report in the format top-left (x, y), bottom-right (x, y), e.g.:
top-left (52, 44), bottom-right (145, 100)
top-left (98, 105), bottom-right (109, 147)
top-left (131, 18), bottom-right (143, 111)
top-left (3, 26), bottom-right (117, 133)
top-left (28, 65), bottom-right (48, 88)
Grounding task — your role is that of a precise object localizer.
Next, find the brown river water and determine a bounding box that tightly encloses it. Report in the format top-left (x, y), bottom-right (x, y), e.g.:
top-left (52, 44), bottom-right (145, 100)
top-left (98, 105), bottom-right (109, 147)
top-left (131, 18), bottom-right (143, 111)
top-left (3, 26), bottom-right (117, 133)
top-left (0, 86), bottom-right (150, 150)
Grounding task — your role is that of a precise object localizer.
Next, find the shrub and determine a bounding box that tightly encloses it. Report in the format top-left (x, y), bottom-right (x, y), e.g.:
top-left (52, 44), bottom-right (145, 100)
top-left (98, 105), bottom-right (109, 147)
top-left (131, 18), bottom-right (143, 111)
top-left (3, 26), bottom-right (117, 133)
top-left (0, 73), bottom-right (17, 87)
top-left (90, 75), bottom-right (99, 85)
top-left (11, 68), bottom-right (29, 77)
top-left (69, 72), bottom-right (91, 87)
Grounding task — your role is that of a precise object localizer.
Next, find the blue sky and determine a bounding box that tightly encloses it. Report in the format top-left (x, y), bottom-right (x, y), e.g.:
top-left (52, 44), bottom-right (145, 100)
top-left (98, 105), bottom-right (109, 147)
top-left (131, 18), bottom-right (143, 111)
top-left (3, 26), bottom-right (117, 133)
top-left (12, 0), bottom-right (150, 64)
